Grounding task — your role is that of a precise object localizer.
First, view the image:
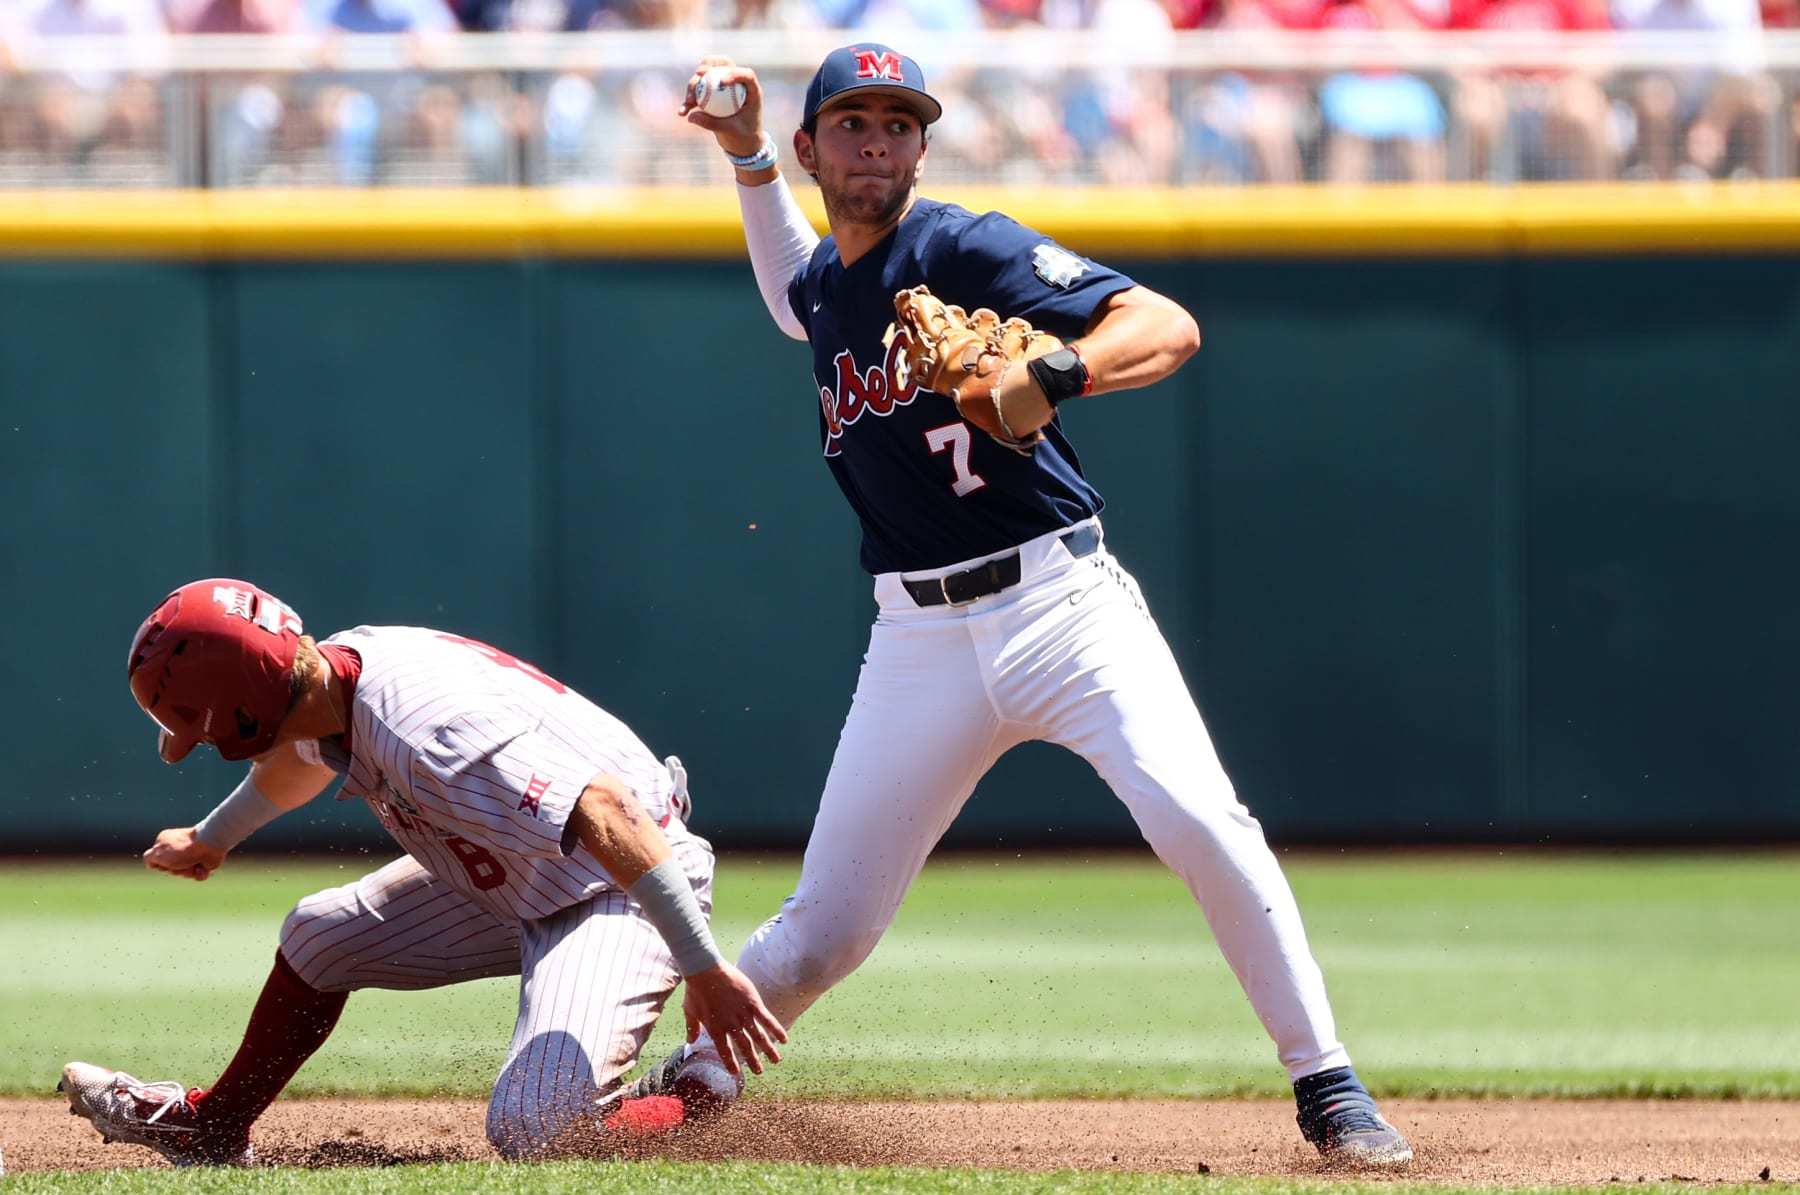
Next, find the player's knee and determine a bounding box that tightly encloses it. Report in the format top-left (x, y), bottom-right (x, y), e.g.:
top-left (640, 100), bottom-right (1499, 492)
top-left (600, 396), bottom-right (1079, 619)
top-left (485, 1072), bottom-right (564, 1160)
top-left (485, 1097), bottom-right (544, 1159)
top-left (486, 1086), bottom-right (602, 1160)
top-left (278, 889), bottom-right (355, 991)
top-left (488, 1030), bottom-right (620, 1159)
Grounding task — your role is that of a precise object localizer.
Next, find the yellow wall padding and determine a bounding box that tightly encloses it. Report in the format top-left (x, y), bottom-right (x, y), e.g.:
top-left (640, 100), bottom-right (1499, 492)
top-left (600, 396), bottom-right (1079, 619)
top-left (2, 182), bottom-right (1798, 259)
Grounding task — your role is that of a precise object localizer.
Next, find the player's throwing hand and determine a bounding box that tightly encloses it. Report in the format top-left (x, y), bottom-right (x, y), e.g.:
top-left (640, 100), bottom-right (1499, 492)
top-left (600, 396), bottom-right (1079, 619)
top-left (681, 961), bottom-right (787, 1077)
top-left (678, 57), bottom-right (763, 141)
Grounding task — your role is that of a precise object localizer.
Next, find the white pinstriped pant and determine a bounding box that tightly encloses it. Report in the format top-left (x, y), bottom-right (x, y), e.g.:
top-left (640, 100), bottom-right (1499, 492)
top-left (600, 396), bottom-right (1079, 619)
top-left (279, 839), bottom-right (713, 1158)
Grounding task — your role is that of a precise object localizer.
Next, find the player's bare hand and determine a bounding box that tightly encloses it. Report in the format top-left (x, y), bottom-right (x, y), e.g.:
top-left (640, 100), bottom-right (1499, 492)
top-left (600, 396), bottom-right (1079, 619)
top-left (677, 57), bottom-right (764, 153)
top-left (143, 827), bottom-right (226, 882)
top-left (681, 962), bottom-right (787, 1077)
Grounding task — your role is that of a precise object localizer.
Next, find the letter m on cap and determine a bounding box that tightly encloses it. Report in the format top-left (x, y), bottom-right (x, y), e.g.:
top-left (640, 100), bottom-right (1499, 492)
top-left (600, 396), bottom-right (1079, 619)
top-left (853, 50), bottom-right (904, 81)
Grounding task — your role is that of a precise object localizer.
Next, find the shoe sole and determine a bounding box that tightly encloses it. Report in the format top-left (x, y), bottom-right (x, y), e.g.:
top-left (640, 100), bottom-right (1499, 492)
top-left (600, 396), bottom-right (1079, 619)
top-left (57, 1066), bottom-right (111, 1129)
top-left (1322, 1140), bottom-right (1415, 1167)
top-left (58, 1063), bottom-right (247, 1166)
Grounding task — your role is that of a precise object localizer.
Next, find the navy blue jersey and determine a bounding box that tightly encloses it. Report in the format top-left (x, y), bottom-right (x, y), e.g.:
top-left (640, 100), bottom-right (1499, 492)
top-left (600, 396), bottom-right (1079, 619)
top-left (788, 199), bottom-right (1135, 575)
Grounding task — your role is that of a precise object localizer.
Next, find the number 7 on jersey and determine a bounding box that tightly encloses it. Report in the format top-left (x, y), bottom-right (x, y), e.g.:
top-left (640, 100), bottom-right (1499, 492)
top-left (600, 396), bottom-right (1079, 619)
top-left (924, 422), bottom-right (987, 497)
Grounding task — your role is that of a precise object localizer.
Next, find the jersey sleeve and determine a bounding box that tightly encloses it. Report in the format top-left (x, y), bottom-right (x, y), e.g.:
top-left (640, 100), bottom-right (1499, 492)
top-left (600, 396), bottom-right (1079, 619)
top-left (932, 211), bottom-right (1137, 341)
top-left (408, 712), bottom-right (598, 860)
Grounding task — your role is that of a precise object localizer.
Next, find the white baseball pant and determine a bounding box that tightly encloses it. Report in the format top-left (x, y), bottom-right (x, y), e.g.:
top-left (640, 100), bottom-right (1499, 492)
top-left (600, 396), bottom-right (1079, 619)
top-left (279, 839), bottom-right (713, 1157)
top-left (730, 519), bottom-right (1352, 1081)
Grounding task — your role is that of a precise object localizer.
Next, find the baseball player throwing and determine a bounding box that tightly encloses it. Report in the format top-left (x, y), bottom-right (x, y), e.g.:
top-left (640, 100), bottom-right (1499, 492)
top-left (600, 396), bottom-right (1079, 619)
top-left (59, 578), bottom-right (784, 1164)
top-left (627, 45), bottom-right (1413, 1167)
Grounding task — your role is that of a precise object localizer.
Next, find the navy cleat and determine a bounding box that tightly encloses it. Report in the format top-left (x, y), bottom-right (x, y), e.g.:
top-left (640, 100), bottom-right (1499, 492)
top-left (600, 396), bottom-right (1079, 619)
top-left (1294, 1065), bottom-right (1414, 1167)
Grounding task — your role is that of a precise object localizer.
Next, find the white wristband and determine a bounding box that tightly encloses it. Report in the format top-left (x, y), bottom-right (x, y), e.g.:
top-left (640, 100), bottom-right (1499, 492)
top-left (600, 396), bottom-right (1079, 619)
top-left (725, 133), bottom-right (779, 172)
top-left (193, 774), bottom-right (284, 852)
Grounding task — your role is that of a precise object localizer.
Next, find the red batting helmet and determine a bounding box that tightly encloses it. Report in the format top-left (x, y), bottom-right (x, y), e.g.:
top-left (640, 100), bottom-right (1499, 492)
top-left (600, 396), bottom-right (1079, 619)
top-left (127, 579), bottom-right (306, 763)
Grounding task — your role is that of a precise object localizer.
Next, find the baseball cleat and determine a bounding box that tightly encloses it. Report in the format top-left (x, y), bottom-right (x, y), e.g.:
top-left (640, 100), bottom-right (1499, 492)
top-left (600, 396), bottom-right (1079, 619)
top-left (58, 1062), bottom-right (253, 1167)
top-left (1294, 1065), bottom-right (1414, 1168)
top-left (614, 1043), bottom-right (743, 1121)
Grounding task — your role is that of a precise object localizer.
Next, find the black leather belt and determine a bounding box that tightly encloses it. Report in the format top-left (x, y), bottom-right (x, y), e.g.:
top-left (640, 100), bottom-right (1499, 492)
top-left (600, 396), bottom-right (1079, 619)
top-left (902, 523), bottom-right (1101, 608)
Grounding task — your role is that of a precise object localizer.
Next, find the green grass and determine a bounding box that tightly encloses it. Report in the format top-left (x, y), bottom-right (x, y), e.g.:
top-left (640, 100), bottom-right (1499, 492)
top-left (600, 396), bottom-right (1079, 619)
top-left (3, 1162), bottom-right (1797, 1195)
top-left (3, 853), bottom-right (1798, 1101)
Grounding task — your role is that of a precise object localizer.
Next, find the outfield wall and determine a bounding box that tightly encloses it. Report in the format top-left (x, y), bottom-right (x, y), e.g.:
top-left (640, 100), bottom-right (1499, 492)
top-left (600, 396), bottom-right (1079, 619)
top-left (4, 185), bottom-right (1797, 851)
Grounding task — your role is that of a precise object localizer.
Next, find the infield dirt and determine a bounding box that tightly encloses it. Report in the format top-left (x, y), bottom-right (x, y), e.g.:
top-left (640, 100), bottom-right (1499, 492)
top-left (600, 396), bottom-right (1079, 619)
top-left (5, 1097), bottom-right (1795, 1184)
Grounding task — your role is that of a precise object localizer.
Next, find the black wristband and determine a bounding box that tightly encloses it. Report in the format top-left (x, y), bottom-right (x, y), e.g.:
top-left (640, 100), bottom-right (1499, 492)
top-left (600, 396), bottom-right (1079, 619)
top-left (1027, 347), bottom-right (1091, 408)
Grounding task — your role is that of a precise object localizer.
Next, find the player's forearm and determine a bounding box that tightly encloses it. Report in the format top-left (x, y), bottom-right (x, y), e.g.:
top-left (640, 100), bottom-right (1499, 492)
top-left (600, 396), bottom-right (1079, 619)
top-left (738, 172), bottom-right (818, 341)
top-left (191, 774), bottom-right (286, 852)
top-left (567, 775), bottom-right (673, 886)
top-left (569, 776), bottom-right (725, 976)
top-left (1075, 287), bottom-right (1202, 397)
top-left (192, 745), bottom-right (332, 851)
top-left (249, 742), bottom-right (337, 808)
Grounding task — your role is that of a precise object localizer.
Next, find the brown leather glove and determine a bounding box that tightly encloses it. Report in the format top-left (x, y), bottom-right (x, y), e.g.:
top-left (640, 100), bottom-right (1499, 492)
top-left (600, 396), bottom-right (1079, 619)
top-left (890, 285), bottom-right (1062, 453)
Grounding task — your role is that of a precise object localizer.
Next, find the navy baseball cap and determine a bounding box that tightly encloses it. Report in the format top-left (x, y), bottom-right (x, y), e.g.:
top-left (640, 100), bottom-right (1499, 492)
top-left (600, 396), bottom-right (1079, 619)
top-left (801, 43), bottom-right (942, 130)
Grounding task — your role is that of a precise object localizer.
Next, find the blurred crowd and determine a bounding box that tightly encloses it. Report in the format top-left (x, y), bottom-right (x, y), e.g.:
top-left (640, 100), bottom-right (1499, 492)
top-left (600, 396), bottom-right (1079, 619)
top-left (0, 0), bottom-right (1797, 185)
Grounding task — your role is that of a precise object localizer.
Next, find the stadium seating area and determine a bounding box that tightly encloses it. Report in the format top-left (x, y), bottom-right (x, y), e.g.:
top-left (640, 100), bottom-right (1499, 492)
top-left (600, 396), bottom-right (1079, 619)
top-left (0, 0), bottom-right (1796, 186)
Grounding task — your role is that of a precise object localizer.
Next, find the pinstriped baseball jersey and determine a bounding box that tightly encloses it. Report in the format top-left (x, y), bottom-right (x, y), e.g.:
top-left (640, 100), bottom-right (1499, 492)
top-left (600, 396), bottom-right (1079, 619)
top-left (320, 625), bottom-right (691, 922)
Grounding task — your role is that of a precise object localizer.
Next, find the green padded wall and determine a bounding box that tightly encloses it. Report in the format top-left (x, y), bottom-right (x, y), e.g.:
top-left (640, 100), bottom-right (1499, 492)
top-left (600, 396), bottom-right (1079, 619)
top-left (1190, 260), bottom-right (1518, 840)
top-left (1522, 258), bottom-right (1800, 839)
top-left (3, 253), bottom-right (1795, 852)
top-left (0, 263), bottom-right (239, 849)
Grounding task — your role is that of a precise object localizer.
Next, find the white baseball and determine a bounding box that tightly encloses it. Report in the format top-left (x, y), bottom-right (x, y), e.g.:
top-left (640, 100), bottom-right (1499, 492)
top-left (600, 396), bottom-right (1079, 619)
top-left (696, 69), bottom-right (747, 118)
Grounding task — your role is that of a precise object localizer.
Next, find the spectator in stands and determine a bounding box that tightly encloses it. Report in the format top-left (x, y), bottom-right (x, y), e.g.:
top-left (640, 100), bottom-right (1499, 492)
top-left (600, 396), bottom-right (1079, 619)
top-left (304, 0), bottom-right (455, 78)
top-left (304, 0), bottom-right (455, 30)
top-left (977, 0), bottom-right (1044, 19)
top-left (22, 0), bottom-right (164, 40)
top-left (1048, 0), bottom-right (1183, 181)
top-left (1316, 0), bottom-right (1450, 182)
top-left (1764, 0), bottom-right (1800, 170)
top-left (1178, 0), bottom-right (1319, 183)
top-left (444, 0), bottom-right (526, 28)
top-left (1612, 0), bottom-right (1775, 177)
top-left (169, 0), bottom-right (305, 186)
top-left (405, 73), bottom-right (518, 180)
top-left (445, 0), bottom-right (508, 27)
top-left (1447, 0), bottom-right (1613, 180)
top-left (170, 0), bottom-right (299, 31)
top-left (804, 0), bottom-right (977, 26)
top-left (545, 67), bottom-right (707, 181)
top-left (12, 0), bottom-right (167, 170)
top-left (1097, 0), bottom-right (1181, 181)
top-left (292, 0), bottom-right (456, 183)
